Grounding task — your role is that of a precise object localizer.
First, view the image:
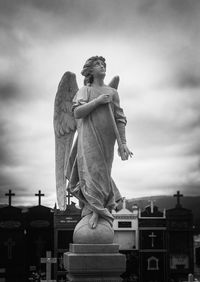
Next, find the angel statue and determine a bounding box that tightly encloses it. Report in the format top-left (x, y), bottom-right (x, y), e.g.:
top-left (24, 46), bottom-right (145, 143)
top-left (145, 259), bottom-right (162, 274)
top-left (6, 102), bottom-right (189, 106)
top-left (54, 56), bottom-right (132, 230)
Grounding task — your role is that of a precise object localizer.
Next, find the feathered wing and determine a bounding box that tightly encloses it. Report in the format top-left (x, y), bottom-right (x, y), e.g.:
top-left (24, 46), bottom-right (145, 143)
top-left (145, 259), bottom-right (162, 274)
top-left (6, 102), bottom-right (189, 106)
top-left (54, 72), bottom-right (78, 210)
top-left (108, 75), bottom-right (120, 90)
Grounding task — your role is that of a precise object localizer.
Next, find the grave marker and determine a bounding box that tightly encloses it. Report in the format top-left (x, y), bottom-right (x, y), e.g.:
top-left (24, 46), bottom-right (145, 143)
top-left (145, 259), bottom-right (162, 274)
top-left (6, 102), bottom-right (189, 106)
top-left (40, 251), bottom-right (57, 282)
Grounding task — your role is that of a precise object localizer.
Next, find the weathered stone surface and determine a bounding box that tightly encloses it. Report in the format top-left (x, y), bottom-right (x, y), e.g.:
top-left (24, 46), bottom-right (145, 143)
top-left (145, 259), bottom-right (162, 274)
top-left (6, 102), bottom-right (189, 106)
top-left (67, 274), bottom-right (123, 282)
top-left (64, 243), bottom-right (126, 282)
top-left (65, 253), bottom-right (125, 273)
top-left (69, 243), bottom-right (119, 253)
top-left (73, 214), bottom-right (114, 244)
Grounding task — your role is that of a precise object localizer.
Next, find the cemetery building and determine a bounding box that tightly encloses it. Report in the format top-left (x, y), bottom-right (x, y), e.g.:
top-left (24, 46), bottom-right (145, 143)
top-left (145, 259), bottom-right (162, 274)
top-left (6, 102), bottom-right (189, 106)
top-left (53, 200), bottom-right (81, 281)
top-left (166, 191), bottom-right (194, 282)
top-left (25, 204), bottom-right (54, 278)
top-left (0, 190), bottom-right (197, 282)
top-left (0, 191), bottom-right (26, 282)
top-left (194, 233), bottom-right (200, 279)
top-left (113, 198), bottom-right (139, 281)
top-left (138, 200), bottom-right (167, 282)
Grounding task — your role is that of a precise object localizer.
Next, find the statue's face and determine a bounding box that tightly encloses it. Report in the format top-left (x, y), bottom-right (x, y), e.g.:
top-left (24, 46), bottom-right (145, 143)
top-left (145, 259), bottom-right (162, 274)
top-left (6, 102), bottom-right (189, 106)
top-left (91, 59), bottom-right (106, 78)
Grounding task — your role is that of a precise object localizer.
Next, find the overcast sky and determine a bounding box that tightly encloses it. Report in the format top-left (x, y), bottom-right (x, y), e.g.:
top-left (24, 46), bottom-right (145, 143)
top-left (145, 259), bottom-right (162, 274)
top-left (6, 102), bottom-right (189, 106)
top-left (0, 0), bottom-right (200, 207)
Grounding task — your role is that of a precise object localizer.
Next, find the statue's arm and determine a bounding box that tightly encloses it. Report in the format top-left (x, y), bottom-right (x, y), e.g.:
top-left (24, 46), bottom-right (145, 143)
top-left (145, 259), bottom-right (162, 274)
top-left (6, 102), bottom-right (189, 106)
top-left (117, 121), bottom-right (133, 159)
top-left (113, 90), bottom-right (133, 159)
top-left (112, 90), bottom-right (127, 143)
top-left (117, 122), bottom-right (126, 144)
top-left (74, 93), bottom-right (111, 119)
top-left (73, 98), bottom-right (100, 119)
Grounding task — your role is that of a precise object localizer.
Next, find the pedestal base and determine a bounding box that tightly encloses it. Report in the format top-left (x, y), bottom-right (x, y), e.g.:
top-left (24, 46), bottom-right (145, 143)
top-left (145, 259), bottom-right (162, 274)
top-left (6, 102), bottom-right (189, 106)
top-left (64, 244), bottom-right (126, 282)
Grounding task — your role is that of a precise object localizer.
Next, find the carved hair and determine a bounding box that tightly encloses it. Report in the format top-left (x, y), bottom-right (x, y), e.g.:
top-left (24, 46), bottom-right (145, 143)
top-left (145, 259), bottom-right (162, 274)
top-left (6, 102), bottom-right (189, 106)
top-left (81, 56), bottom-right (106, 85)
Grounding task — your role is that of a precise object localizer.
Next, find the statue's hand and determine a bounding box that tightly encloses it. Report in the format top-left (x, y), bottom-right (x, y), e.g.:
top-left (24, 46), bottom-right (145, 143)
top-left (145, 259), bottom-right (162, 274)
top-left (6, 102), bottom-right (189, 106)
top-left (118, 144), bottom-right (133, 160)
top-left (96, 94), bottom-right (112, 105)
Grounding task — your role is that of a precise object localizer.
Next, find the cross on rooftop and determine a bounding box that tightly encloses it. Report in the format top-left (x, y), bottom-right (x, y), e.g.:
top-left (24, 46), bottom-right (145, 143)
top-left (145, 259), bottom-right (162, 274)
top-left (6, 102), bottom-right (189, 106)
top-left (122, 197), bottom-right (126, 209)
top-left (173, 190), bottom-right (183, 207)
top-left (35, 190), bottom-right (45, 206)
top-left (66, 190), bottom-right (73, 206)
top-left (40, 251), bottom-right (57, 282)
top-left (148, 232), bottom-right (157, 248)
top-left (5, 189), bottom-right (15, 206)
top-left (148, 199), bottom-right (156, 213)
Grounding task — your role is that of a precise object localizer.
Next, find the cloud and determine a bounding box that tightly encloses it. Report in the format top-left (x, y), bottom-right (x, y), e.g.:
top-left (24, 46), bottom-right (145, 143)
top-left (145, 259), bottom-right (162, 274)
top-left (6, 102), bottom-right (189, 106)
top-left (0, 79), bottom-right (22, 102)
top-left (172, 64), bottom-right (200, 89)
top-left (1, 0), bottom-right (198, 47)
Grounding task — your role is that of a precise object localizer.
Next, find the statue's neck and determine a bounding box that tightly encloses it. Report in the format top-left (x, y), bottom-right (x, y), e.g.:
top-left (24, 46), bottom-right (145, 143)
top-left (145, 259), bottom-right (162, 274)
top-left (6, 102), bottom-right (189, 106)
top-left (92, 76), bottom-right (105, 87)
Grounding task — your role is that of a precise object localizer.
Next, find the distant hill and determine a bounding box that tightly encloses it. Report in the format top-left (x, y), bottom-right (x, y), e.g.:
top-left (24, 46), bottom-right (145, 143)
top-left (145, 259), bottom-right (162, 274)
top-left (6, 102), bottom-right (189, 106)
top-left (126, 195), bottom-right (200, 230)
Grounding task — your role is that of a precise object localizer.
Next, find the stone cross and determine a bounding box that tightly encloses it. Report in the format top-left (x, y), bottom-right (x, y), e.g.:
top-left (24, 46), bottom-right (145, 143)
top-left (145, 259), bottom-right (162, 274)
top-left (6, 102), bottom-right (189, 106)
top-left (173, 190), bottom-right (183, 207)
top-left (40, 251), bottom-right (57, 282)
top-left (4, 237), bottom-right (15, 259)
top-left (148, 199), bottom-right (155, 213)
top-left (5, 189), bottom-right (15, 206)
top-left (122, 197), bottom-right (126, 209)
top-left (66, 190), bottom-right (73, 206)
top-left (148, 232), bottom-right (157, 247)
top-left (35, 190), bottom-right (45, 206)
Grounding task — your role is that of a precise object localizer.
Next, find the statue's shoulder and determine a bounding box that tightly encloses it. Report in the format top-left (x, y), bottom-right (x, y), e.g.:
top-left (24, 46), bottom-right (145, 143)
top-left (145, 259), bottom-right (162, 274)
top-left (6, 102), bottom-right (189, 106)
top-left (78, 85), bottom-right (92, 92)
top-left (76, 85), bottom-right (90, 95)
top-left (105, 85), bottom-right (118, 94)
top-left (75, 85), bottom-right (92, 101)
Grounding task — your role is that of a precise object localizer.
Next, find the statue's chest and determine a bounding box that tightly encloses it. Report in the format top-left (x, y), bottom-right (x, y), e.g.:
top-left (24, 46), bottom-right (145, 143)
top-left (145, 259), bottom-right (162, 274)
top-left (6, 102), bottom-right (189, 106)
top-left (89, 87), bottom-right (114, 101)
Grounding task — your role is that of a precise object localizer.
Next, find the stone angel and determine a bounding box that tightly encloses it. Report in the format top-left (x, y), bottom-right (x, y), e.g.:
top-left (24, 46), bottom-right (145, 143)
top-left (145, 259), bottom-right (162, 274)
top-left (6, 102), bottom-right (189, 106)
top-left (54, 56), bottom-right (132, 229)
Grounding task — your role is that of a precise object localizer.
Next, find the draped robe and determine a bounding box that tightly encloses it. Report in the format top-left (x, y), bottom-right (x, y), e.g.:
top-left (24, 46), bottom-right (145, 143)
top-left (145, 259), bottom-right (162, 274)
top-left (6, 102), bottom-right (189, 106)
top-left (66, 85), bottom-right (126, 224)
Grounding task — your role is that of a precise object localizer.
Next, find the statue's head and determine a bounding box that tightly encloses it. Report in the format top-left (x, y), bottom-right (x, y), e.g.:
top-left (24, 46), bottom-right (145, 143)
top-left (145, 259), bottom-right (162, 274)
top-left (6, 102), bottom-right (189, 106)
top-left (81, 56), bottom-right (106, 85)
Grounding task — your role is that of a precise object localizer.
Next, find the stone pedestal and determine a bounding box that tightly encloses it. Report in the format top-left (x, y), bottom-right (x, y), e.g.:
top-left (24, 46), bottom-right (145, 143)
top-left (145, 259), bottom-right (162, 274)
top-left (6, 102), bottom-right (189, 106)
top-left (73, 214), bottom-right (114, 244)
top-left (64, 243), bottom-right (126, 282)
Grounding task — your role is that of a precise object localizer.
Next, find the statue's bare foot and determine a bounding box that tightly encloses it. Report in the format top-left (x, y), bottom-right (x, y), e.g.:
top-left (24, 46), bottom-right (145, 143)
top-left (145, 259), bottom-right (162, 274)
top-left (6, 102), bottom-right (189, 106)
top-left (89, 212), bottom-right (99, 229)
